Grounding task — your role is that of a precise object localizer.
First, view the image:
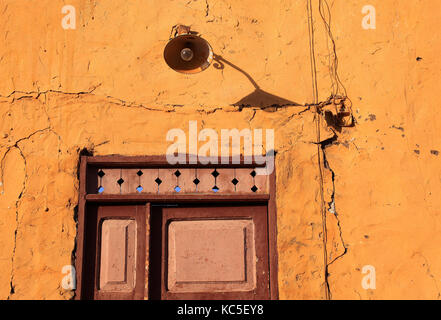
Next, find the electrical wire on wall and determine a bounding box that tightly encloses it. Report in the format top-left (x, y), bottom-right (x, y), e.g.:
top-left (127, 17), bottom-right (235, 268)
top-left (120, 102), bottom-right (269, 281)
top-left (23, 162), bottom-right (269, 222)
top-left (307, 0), bottom-right (332, 300)
top-left (318, 0), bottom-right (353, 116)
top-left (307, 0), bottom-right (354, 300)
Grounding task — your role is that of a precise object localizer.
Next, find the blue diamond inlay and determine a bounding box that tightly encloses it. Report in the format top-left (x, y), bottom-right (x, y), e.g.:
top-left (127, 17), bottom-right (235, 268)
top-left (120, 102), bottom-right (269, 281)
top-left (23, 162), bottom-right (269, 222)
top-left (174, 186), bottom-right (181, 192)
top-left (98, 186), bottom-right (104, 193)
top-left (212, 186), bottom-right (219, 193)
top-left (136, 185), bottom-right (143, 193)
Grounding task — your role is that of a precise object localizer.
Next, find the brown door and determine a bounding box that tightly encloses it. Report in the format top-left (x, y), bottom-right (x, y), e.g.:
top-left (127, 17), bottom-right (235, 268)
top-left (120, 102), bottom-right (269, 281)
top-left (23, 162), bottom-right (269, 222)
top-left (149, 204), bottom-right (270, 300)
top-left (82, 204), bottom-right (147, 300)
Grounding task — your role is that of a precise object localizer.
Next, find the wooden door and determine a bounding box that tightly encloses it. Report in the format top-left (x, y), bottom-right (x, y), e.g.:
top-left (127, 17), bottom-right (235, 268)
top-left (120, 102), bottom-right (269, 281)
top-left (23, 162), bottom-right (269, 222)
top-left (150, 204), bottom-right (270, 300)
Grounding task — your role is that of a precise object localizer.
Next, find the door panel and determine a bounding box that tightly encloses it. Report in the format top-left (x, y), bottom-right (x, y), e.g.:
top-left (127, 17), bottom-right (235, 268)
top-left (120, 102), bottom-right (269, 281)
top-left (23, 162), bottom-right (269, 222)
top-left (99, 219), bottom-right (137, 292)
top-left (157, 204), bottom-right (270, 300)
top-left (167, 219), bottom-right (256, 293)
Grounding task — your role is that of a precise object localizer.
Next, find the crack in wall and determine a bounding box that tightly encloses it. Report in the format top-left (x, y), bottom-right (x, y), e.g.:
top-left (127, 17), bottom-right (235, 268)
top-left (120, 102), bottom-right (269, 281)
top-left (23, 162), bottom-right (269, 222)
top-left (307, 0), bottom-right (353, 299)
top-left (205, 0), bottom-right (210, 17)
top-left (1, 125), bottom-right (88, 299)
top-left (0, 128), bottom-right (52, 299)
top-left (416, 253), bottom-right (441, 299)
top-left (317, 0), bottom-right (351, 299)
top-left (321, 137), bottom-right (348, 300)
top-left (1, 88), bottom-right (337, 115)
top-left (0, 84), bottom-right (101, 102)
top-left (6, 145), bottom-right (25, 299)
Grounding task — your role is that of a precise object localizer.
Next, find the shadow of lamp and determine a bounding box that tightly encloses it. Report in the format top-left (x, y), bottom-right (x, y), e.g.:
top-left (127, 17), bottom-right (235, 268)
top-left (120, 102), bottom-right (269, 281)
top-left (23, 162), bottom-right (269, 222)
top-left (212, 54), bottom-right (300, 109)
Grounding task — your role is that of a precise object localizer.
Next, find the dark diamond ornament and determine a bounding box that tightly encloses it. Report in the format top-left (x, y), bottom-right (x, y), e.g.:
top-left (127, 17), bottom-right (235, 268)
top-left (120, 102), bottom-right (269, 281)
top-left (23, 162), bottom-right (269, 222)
top-left (231, 178), bottom-right (239, 185)
top-left (117, 178), bottom-right (124, 185)
top-left (136, 170), bottom-right (143, 176)
top-left (97, 170), bottom-right (105, 178)
top-left (251, 185), bottom-right (258, 192)
top-left (174, 170), bottom-right (181, 177)
top-left (155, 177), bottom-right (162, 185)
top-left (250, 170), bottom-right (257, 178)
top-left (211, 169), bottom-right (219, 178)
top-left (193, 178), bottom-right (200, 185)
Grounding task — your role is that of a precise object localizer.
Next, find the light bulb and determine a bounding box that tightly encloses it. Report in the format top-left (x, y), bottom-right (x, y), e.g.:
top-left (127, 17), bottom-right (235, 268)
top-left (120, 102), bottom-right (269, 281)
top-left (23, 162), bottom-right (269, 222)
top-left (180, 48), bottom-right (194, 62)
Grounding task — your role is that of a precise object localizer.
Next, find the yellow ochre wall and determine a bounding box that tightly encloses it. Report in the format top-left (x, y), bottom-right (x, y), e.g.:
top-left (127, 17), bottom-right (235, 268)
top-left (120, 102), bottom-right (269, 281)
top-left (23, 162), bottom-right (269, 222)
top-left (0, 0), bottom-right (440, 299)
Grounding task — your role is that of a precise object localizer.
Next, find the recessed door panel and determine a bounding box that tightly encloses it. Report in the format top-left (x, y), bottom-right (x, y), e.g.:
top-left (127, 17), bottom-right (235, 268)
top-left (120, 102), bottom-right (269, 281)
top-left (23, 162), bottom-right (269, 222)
top-left (99, 219), bottom-right (137, 291)
top-left (168, 219), bottom-right (256, 292)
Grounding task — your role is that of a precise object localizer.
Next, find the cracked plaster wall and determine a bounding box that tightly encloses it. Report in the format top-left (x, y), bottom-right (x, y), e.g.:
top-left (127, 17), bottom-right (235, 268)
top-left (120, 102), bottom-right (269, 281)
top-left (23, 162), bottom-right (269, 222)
top-left (0, 0), bottom-right (440, 300)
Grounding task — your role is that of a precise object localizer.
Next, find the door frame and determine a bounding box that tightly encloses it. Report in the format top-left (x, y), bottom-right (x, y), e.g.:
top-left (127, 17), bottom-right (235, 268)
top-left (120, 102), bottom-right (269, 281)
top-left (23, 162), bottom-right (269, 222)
top-left (75, 155), bottom-right (278, 300)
